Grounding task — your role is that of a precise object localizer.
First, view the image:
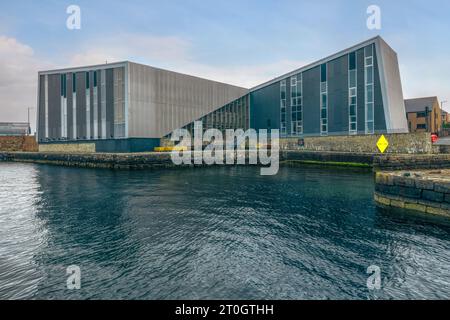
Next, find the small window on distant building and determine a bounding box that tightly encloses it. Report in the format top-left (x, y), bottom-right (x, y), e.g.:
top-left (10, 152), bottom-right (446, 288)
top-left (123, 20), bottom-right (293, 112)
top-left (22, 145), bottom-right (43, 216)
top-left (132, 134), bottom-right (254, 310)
top-left (417, 124), bottom-right (426, 129)
top-left (417, 112), bottom-right (426, 118)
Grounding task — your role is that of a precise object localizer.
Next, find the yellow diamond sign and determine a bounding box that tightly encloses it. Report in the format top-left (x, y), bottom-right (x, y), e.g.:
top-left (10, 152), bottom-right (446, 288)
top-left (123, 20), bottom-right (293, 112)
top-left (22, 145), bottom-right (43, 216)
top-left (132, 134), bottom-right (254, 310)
top-left (377, 135), bottom-right (389, 153)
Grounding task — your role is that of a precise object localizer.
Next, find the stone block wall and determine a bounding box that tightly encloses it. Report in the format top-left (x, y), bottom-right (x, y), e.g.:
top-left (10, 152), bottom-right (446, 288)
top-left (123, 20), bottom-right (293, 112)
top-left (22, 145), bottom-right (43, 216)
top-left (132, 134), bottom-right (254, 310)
top-left (374, 170), bottom-right (450, 217)
top-left (281, 133), bottom-right (432, 154)
top-left (0, 136), bottom-right (38, 152)
top-left (38, 143), bottom-right (96, 153)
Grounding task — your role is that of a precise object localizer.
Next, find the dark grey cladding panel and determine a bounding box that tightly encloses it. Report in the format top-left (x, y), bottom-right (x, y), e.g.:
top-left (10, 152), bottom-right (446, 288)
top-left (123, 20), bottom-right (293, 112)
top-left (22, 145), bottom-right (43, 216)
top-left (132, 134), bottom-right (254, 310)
top-left (67, 73), bottom-right (73, 139)
top-left (373, 48), bottom-right (387, 131)
top-left (302, 66), bottom-right (320, 135)
top-left (89, 71), bottom-right (95, 139)
top-left (38, 75), bottom-right (45, 140)
top-left (106, 68), bottom-right (114, 139)
top-left (48, 74), bottom-right (61, 139)
top-left (76, 72), bottom-right (86, 139)
top-left (357, 48), bottom-right (365, 133)
top-left (97, 70), bottom-right (102, 139)
top-left (327, 54), bottom-right (349, 134)
top-left (250, 81), bottom-right (280, 131)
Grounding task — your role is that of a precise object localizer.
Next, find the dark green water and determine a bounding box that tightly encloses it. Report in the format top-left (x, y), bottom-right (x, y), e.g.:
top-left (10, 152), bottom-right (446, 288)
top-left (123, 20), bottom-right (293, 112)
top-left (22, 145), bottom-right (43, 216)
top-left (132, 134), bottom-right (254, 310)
top-left (0, 162), bottom-right (449, 300)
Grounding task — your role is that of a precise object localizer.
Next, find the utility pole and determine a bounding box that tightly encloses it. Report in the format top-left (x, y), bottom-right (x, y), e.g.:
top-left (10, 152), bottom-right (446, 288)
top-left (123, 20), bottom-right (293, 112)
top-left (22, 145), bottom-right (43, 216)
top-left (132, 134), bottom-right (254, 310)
top-left (27, 107), bottom-right (34, 136)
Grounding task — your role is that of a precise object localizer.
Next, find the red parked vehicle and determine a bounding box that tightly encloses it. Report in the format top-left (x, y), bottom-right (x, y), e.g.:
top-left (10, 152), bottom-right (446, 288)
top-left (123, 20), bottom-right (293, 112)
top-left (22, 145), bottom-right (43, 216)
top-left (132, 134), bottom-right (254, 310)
top-left (431, 134), bottom-right (439, 143)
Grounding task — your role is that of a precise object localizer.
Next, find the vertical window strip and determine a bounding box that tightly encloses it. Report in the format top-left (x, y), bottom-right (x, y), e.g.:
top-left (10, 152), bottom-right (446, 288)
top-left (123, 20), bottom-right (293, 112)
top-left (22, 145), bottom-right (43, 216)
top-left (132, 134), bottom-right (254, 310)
top-left (291, 74), bottom-right (303, 136)
top-left (365, 45), bottom-right (374, 134)
top-left (320, 64), bottom-right (328, 135)
top-left (348, 52), bottom-right (357, 134)
top-left (280, 80), bottom-right (287, 136)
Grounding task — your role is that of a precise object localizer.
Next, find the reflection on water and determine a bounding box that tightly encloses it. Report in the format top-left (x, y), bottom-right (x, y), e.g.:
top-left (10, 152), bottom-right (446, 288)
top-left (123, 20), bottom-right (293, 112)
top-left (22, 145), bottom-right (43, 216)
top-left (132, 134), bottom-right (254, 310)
top-left (0, 163), bottom-right (449, 299)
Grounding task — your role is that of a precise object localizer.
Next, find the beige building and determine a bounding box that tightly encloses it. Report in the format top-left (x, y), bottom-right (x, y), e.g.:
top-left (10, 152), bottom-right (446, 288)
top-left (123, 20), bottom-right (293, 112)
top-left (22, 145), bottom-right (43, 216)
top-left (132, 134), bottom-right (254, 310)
top-left (442, 110), bottom-right (450, 125)
top-left (405, 97), bottom-right (442, 133)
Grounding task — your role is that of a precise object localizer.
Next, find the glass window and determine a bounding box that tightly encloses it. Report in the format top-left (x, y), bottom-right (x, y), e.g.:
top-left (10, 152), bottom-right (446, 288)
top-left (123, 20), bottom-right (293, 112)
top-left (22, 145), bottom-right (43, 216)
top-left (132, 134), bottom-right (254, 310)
top-left (367, 85), bottom-right (373, 103)
top-left (86, 72), bottom-right (90, 89)
top-left (72, 73), bottom-right (76, 92)
top-left (417, 111), bottom-right (426, 118)
top-left (366, 67), bottom-right (373, 84)
top-left (321, 64), bottom-right (327, 82)
top-left (349, 52), bottom-right (356, 70)
top-left (367, 103), bottom-right (374, 121)
top-left (349, 70), bottom-right (356, 88)
top-left (94, 71), bottom-right (97, 87)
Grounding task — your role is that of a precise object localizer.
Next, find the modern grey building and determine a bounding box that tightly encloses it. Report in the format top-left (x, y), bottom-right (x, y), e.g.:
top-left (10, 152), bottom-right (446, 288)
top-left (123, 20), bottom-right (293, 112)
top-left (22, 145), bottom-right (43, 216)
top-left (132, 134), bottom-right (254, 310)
top-left (37, 62), bottom-right (248, 152)
top-left (37, 36), bottom-right (408, 152)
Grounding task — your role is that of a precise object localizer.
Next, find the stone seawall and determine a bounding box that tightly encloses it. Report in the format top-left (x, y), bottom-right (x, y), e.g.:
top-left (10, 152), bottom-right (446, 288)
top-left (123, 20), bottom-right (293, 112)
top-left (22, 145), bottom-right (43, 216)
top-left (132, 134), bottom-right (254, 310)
top-left (1, 151), bottom-right (449, 172)
top-left (375, 170), bottom-right (450, 217)
top-left (281, 132), bottom-right (432, 154)
top-left (0, 136), bottom-right (38, 152)
top-left (373, 154), bottom-right (450, 171)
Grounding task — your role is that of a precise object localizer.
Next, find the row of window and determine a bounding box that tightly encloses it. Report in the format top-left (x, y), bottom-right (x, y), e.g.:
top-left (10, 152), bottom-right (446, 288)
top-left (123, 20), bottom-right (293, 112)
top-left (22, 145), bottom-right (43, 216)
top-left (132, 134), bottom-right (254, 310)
top-left (279, 45), bottom-right (375, 136)
top-left (44, 69), bottom-right (123, 141)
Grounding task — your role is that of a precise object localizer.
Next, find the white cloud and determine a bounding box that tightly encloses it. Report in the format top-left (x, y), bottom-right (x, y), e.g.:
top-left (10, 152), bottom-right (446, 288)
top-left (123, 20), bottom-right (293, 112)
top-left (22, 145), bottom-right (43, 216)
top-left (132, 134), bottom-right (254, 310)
top-left (65, 33), bottom-right (307, 88)
top-left (0, 34), bottom-right (307, 134)
top-left (68, 34), bottom-right (191, 67)
top-left (0, 36), bottom-right (53, 132)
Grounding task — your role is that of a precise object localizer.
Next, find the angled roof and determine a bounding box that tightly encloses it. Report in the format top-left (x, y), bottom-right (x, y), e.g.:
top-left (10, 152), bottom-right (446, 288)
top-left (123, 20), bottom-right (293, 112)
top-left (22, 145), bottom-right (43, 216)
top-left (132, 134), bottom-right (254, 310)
top-left (250, 36), bottom-right (382, 92)
top-left (404, 97), bottom-right (439, 113)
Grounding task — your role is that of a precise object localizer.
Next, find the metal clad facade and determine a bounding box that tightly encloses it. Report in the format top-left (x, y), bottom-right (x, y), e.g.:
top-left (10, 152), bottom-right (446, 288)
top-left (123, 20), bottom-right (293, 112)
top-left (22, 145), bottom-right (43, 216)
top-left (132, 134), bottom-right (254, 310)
top-left (128, 62), bottom-right (248, 138)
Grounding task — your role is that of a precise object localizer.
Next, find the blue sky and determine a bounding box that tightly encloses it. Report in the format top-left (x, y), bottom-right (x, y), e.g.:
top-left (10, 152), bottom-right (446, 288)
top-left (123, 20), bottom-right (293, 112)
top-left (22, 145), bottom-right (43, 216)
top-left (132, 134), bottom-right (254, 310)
top-left (1, 0), bottom-right (449, 127)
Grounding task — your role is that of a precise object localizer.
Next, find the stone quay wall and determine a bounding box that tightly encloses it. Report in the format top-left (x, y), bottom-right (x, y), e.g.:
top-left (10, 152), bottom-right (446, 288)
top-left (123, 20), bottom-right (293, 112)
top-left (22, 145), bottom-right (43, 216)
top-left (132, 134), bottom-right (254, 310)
top-left (281, 132), bottom-right (432, 154)
top-left (375, 170), bottom-right (450, 217)
top-left (0, 136), bottom-right (38, 152)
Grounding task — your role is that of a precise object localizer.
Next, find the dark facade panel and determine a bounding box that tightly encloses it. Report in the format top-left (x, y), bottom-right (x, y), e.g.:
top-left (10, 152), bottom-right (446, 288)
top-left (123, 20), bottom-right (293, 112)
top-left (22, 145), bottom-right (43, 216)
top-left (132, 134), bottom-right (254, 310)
top-left (67, 73), bottom-right (73, 139)
top-left (327, 55), bottom-right (349, 134)
top-left (106, 68), bottom-right (114, 139)
top-left (89, 71), bottom-right (95, 139)
top-left (97, 70), bottom-right (103, 139)
top-left (302, 66), bottom-right (320, 135)
top-left (38, 75), bottom-right (45, 140)
top-left (76, 72), bottom-right (86, 139)
top-left (250, 82), bottom-right (280, 131)
top-left (373, 48), bottom-right (387, 132)
top-left (48, 74), bottom-right (61, 139)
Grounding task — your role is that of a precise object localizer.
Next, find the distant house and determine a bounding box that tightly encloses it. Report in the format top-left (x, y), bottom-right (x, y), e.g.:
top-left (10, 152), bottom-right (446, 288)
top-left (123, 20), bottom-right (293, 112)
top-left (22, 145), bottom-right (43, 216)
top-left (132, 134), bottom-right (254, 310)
top-left (404, 97), bottom-right (442, 133)
top-left (442, 110), bottom-right (450, 125)
top-left (0, 122), bottom-right (30, 136)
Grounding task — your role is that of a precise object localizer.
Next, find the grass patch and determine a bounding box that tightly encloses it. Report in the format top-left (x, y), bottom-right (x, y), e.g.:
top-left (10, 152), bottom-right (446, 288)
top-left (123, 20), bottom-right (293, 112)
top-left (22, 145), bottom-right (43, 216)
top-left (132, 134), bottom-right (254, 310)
top-left (281, 160), bottom-right (372, 168)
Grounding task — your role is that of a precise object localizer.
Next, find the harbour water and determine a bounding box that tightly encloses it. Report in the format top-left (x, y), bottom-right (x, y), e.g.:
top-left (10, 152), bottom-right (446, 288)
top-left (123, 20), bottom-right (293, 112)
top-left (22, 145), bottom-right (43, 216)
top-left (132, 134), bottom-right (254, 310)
top-left (0, 162), bottom-right (449, 299)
